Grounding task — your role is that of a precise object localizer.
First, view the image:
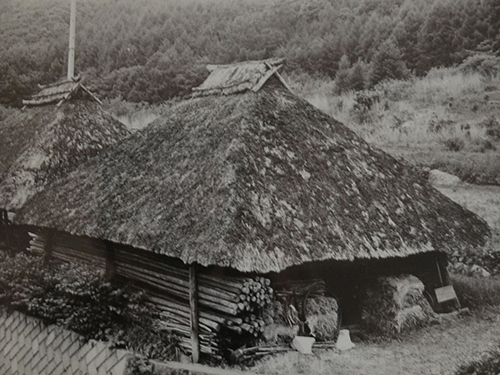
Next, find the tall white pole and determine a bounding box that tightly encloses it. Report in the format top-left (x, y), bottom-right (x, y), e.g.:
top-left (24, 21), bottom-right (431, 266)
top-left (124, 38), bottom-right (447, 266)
top-left (67, 0), bottom-right (76, 80)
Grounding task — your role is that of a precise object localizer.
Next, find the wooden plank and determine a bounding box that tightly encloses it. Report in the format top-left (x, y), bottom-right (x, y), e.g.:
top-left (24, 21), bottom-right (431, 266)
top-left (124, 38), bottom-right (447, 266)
top-left (251, 65), bottom-right (283, 93)
top-left (189, 264), bottom-right (200, 363)
top-left (435, 285), bottom-right (458, 304)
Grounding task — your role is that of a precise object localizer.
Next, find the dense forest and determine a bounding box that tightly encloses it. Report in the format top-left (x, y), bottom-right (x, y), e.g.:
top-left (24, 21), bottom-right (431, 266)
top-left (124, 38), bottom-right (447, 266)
top-left (1, 0), bottom-right (499, 106)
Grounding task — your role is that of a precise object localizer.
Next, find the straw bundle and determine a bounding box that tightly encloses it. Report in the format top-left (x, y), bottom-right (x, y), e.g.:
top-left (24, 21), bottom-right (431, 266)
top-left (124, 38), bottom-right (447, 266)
top-left (361, 274), bottom-right (437, 334)
top-left (305, 296), bottom-right (339, 341)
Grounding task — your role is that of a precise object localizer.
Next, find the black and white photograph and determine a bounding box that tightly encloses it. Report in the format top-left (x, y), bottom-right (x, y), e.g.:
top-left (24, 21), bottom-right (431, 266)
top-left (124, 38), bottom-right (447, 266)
top-left (1, 0), bottom-right (499, 374)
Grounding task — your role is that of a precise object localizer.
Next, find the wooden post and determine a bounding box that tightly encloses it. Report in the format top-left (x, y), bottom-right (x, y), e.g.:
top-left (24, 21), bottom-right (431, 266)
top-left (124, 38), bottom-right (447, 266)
top-left (67, 0), bottom-right (76, 80)
top-left (105, 241), bottom-right (116, 279)
top-left (189, 264), bottom-right (200, 363)
top-left (1, 210), bottom-right (11, 252)
top-left (43, 230), bottom-right (54, 265)
top-left (436, 259), bottom-right (444, 286)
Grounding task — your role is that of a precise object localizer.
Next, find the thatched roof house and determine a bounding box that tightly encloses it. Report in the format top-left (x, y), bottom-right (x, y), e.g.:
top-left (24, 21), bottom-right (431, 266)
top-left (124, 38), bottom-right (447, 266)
top-left (0, 77), bottom-right (130, 212)
top-left (21, 76), bottom-right (101, 107)
top-left (14, 59), bottom-right (490, 274)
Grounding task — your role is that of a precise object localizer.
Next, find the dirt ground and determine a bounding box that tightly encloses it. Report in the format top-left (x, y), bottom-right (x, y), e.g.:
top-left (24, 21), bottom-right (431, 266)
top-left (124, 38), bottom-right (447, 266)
top-left (251, 308), bottom-right (500, 375)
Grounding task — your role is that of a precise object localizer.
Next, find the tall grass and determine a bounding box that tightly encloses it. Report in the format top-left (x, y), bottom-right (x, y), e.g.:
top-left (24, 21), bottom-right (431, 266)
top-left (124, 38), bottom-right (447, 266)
top-left (296, 68), bottom-right (500, 185)
top-left (452, 274), bottom-right (500, 308)
top-left (412, 68), bottom-right (484, 105)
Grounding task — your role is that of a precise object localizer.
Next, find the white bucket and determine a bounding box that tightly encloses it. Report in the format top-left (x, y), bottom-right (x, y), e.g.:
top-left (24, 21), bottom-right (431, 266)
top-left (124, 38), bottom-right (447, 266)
top-left (291, 336), bottom-right (316, 354)
top-left (335, 329), bottom-right (355, 351)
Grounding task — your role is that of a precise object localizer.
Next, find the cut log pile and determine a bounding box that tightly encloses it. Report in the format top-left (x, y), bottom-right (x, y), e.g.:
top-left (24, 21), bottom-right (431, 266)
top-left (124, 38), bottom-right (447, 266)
top-left (112, 245), bottom-right (275, 358)
top-left (26, 232), bottom-right (340, 361)
top-left (27, 232), bottom-right (45, 254)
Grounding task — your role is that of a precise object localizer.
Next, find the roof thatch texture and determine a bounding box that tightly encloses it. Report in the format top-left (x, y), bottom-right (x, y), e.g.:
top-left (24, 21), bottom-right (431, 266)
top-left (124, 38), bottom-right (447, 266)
top-left (22, 78), bottom-right (100, 107)
top-left (0, 100), bottom-right (130, 211)
top-left (193, 58), bottom-right (289, 96)
top-left (15, 85), bottom-right (490, 273)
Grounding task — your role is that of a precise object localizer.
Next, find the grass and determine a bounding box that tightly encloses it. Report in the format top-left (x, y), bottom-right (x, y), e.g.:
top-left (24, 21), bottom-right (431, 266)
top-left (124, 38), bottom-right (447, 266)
top-left (300, 69), bottom-right (500, 185)
top-left (252, 306), bottom-right (500, 375)
top-left (455, 345), bottom-right (500, 375)
top-left (452, 274), bottom-right (500, 308)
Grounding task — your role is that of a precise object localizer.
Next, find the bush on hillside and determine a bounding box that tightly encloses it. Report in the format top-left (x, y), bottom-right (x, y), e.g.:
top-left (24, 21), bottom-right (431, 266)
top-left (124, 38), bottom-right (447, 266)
top-left (350, 91), bottom-right (380, 124)
top-left (334, 55), bottom-right (351, 94)
top-left (480, 116), bottom-right (500, 140)
top-left (458, 53), bottom-right (500, 78)
top-left (349, 60), bottom-right (369, 92)
top-left (368, 40), bottom-right (411, 87)
top-left (443, 137), bottom-right (465, 152)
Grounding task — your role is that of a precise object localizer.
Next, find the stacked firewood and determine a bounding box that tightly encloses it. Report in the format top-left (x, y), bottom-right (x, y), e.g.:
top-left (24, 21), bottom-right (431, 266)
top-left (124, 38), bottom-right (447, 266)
top-left (27, 232), bottom-right (107, 270)
top-left (113, 246), bottom-right (275, 357)
top-left (27, 232), bottom-right (45, 254)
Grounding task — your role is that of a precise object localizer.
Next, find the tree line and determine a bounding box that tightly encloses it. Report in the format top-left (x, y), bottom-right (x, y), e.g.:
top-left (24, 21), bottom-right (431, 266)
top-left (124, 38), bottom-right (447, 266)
top-left (0, 0), bottom-right (499, 107)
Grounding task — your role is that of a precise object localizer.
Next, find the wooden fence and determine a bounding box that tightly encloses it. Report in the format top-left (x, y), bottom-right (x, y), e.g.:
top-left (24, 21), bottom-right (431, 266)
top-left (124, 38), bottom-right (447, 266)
top-left (0, 310), bottom-right (131, 375)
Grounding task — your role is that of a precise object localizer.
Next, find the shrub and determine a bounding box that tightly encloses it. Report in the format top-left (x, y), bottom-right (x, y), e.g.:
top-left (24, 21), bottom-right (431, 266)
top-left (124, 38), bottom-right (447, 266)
top-left (458, 53), bottom-right (500, 78)
top-left (0, 250), bottom-right (45, 308)
top-left (480, 116), bottom-right (500, 140)
top-left (350, 91), bottom-right (380, 124)
top-left (0, 249), bottom-right (147, 340)
top-left (349, 59), bottom-right (368, 92)
top-left (455, 345), bottom-right (500, 375)
top-left (368, 39), bottom-right (411, 87)
top-left (443, 137), bottom-right (465, 152)
top-left (335, 55), bottom-right (351, 94)
top-left (428, 116), bottom-right (454, 133)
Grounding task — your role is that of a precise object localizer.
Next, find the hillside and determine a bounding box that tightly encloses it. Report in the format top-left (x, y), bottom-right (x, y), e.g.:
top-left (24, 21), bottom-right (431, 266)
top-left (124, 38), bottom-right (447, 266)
top-left (1, 0), bottom-right (500, 106)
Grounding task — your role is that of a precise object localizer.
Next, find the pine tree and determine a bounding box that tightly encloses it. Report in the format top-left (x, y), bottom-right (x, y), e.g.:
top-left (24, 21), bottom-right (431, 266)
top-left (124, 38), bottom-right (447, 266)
top-left (335, 54), bottom-right (351, 94)
top-left (368, 39), bottom-right (410, 87)
top-left (349, 59), bottom-right (368, 91)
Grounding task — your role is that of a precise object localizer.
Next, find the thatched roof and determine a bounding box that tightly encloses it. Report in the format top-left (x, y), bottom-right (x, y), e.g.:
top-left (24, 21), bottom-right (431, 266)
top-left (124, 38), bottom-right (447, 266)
top-left (22, 77), bottom-right (101, 107)
top-left (15, 85), bottom-right (490, 273)
top-left (0, 100), bottom-right (130, 211)
top-left (192, 58), bottom-right (291, 96)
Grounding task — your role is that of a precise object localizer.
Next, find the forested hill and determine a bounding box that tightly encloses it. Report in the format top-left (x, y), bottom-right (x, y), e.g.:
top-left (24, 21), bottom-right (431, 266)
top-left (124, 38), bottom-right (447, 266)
top-left (1, 0), bottom-right (499, 106)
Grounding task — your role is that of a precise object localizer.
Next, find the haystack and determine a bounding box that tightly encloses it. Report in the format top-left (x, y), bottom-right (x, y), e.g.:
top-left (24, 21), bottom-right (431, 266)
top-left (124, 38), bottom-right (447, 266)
top-left (305, 296), bottom-right (339, 341)
top-left (0, 77), bottom-right (130, 212)
top-left (361, 274), bottom-right (438, 334)
top-left (14, 59), bottom-right (489, 273)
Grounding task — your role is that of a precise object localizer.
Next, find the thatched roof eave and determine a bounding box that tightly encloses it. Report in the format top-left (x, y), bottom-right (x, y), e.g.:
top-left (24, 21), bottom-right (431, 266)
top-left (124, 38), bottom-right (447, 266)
top-left (14, 87), bottom-right (490, 273)
top-left (0, 100), bottom-right (130, 211)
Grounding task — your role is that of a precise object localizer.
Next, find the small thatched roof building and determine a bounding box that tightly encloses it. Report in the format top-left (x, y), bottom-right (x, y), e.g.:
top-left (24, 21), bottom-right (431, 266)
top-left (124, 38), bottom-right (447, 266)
top-left (15, 59), bottom-right (490, 274)
top-left (0, 77), bottom-right (130, 212)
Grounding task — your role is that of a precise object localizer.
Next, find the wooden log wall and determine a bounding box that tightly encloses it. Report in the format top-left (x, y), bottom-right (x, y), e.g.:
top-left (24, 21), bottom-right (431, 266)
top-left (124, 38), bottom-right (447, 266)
top-left (27, 231), bottom-right (275, 360)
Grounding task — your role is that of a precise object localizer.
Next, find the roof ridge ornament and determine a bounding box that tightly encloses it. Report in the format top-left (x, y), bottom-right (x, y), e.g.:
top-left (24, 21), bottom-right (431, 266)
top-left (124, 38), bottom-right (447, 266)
top-left (193, 58), bottom-right (291, 96)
